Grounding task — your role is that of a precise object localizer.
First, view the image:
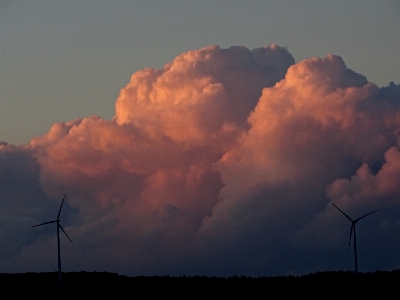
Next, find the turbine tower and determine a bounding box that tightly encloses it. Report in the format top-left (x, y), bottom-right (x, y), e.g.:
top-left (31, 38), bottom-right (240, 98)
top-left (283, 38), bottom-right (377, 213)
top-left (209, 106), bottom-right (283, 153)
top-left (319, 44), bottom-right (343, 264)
top-left (332, 203), bottom-right (376, 273)
top-left (33, 194), bottom-right (73, 288)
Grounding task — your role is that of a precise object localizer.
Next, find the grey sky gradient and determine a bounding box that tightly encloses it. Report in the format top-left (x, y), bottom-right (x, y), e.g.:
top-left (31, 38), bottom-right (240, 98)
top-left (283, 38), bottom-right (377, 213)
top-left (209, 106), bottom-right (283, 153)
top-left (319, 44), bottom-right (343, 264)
top-left (2, 2), bottom-right (400, 277)
top-left (1, 0), bottom-right (399, 145)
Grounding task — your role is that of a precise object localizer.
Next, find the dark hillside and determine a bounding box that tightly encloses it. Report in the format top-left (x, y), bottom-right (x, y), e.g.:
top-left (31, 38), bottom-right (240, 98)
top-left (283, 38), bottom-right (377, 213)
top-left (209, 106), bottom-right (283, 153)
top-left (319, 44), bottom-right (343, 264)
top-left (1, 270), bottom-right (398, 296)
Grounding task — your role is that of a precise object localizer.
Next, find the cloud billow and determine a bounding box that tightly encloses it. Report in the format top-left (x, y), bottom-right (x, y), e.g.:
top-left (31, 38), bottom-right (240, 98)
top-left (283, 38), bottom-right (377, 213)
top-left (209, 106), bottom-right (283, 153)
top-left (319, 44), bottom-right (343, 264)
top-left (1, 45), bottom-right (399, 276)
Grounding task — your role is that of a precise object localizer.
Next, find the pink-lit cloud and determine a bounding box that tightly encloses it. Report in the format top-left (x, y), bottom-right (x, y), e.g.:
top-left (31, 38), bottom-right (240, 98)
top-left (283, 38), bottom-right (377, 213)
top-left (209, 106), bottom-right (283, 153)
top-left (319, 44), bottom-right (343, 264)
top-left (1, 45), bottom-right (399, 276)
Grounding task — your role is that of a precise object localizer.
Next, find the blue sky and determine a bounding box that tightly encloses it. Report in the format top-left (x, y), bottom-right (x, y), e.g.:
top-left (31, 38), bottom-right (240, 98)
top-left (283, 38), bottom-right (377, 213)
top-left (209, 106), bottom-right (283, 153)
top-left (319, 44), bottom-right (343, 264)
top-left (1, 0), bottom-right (399, 145)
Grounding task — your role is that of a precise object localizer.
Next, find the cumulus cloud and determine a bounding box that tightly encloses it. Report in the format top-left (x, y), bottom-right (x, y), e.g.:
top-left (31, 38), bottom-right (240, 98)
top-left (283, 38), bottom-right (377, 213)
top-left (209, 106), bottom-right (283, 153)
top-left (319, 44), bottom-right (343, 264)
top-left (1, 45), bottom-right (399, 276)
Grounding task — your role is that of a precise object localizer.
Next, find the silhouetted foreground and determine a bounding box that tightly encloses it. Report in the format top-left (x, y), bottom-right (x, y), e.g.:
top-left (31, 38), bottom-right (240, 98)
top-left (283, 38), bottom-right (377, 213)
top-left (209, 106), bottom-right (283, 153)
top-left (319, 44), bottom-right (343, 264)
top-left (1, 270), bottom-right (399, 296)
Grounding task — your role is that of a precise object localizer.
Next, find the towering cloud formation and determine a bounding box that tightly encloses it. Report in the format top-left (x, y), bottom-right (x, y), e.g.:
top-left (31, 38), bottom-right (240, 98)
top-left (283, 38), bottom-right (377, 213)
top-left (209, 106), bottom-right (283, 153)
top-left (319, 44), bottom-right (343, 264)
top-left (1, 45), bottom-right (399, 276)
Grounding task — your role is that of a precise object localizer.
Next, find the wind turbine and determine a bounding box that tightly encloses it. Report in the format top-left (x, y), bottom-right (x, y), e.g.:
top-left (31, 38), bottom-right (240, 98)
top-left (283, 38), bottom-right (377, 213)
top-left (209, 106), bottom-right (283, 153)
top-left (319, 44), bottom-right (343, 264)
top-left (33, 194), bottom-right (73, 288)
top-left (332, 203), bottom-right (376, 273)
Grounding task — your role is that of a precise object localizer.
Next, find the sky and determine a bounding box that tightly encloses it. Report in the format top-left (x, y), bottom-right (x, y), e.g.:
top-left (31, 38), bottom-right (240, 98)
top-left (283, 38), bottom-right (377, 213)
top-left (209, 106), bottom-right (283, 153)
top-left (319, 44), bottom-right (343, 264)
top-left (1, 1), bottom-right (400, 277)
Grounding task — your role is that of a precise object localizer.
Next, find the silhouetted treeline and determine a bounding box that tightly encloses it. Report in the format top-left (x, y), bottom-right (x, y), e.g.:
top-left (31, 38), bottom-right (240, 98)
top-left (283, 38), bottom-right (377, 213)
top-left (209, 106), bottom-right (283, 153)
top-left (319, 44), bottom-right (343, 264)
top-left (1, 270), bottom-right (399, 295)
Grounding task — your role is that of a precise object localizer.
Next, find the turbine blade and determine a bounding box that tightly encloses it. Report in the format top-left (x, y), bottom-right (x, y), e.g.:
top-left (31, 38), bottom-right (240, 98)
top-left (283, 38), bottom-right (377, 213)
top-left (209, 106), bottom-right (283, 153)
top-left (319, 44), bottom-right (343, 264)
top-left (348, 223), bottom-right (354, 252)
top-left (332, 203), bottom-right (353, 221)
top-left (58, 224), bottom-right (73, 243)
top-left (57, 194), bottom-right (67, 220)
top-left (355, 210), bottom-right (377, 222)
top-left (32, 220), bottom-right (57, 227)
